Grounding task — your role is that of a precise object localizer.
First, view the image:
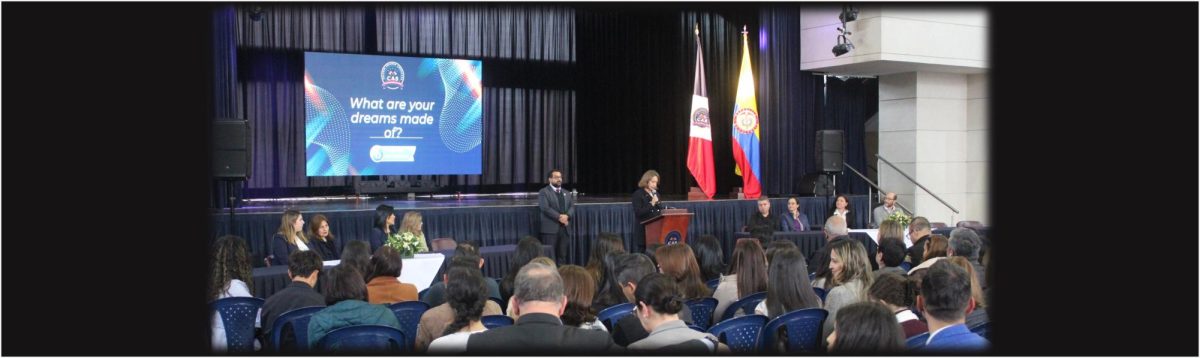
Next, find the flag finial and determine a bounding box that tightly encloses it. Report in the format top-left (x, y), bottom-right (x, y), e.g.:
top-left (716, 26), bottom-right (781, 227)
top-left (742, 25), bottom-right (747, 35)
top-left (695, 23), bottom-right (699, 36)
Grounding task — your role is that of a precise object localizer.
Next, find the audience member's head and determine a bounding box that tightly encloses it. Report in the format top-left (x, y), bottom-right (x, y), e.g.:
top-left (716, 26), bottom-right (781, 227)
top-left (614, 253), bottom-right (657, 303)
top-left (655, 244), bottom-right (711, 299)
top-left (829, 238), bottom-right (874, 288)
top-left (593, 251), bottom-right (627, 310)
top-left (530, 256), bottom-right (557, 268)
top-left (339, 240), bottom-right (372, 281)
top-left (502, 236), bottom-right (545, 298)
top-left (947, 228), bottom-right (982, 262)
top-left (441, 265), bottom-right (489, 336)
top-left (814, 236), bottom-right (851, 283)
top-left (909, 216), bottom-right (931, 237)
top-left (824, 215), bottom-right (848, 240)
top-left (766, 248), bottom-right (822, 319)
top-left (324, 265), bottom-right (368, 305)
top-left (645, 244), bottom-right (664, 266)
top-left (728, 239), bottom-right (767, 299)
top-left (923, 235), bottom-right (949, 261)
top-left (868, 272), bottom-right (916, 311)
top-left (877, 219), bottom-right (904, 243)
top-left (513, 262), bottom-right (566, 316)
top-left (877, 237), bottom-right (907, 269)
top-left (633, 272), bottom-right (686, 333)
top-left (765, 239), bottom-right (798, 264)
top-left (691, 235), bottom-right (725, 282)
top-left (210, 235), bottom-right (253, 300)
top-left (558, 265), bottom-right (598, 327)
top-left (827, 301), bottom-right (906, 353)
top-left (918, 261), bottom-right (974, 324)
top-left (367, 246), bottom-right (403, 282)
top-left (946, 256), bottom-right (986, 308)
top-left (586, 233), bottom-right (626, 284)
top-left (288, 250), bottom-right (323, 284)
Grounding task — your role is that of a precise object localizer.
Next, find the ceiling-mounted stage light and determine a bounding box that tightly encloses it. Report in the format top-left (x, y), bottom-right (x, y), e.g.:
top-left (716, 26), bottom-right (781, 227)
top-left (832, 25), bottom-right (853, 56)
top-left (839, 4), bottom-right (859, 23)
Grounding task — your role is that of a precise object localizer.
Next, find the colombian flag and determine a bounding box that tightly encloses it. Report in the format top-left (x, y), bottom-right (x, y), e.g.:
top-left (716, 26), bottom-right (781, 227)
top-left (731, 27), bottom-right (762, 199)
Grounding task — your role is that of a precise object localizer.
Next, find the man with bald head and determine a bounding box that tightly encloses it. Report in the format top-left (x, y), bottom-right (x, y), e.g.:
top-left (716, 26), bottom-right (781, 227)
top-left (872, 192), bottom-right (899, 228)
top-left (807, 215), bottom-right (849, 274)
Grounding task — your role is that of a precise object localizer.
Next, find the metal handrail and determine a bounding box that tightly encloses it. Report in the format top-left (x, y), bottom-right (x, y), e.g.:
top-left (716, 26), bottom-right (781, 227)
top-left (876, 155), bottom-right (960, 214)
top-left (843, 163), bottom-right (912, 216)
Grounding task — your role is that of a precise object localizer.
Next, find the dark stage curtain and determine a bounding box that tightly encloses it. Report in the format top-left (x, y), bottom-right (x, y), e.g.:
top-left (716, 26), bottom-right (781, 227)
top-left (823, 76), bottom-right (879, 195)
top-left (757, 6), bottom-right (825, 196)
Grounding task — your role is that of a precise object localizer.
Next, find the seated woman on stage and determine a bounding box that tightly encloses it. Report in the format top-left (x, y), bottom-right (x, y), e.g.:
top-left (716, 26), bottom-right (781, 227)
top-left (367, 205), bottom-right (396, 252)
top-left (307, 214), bottom-right (341, 261)
top-left (365, 246), bottom-right (419, 304)
top-left (395, 211), bottom-right (431, 254)
top-left (307, 266), bottom-right (402, 350)
top-left (830, 194), bottom-right (858, 229)
top-left (781, 197), bottom-right (813, 232)
top-left (270, 210), bottom-right (310, 266)
top-left (209, 235), bottom-right (260, 352)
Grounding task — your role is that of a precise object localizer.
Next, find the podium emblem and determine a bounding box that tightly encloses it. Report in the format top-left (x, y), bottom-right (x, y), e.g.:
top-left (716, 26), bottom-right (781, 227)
top-left (665, 231), bottom-right (683, 245)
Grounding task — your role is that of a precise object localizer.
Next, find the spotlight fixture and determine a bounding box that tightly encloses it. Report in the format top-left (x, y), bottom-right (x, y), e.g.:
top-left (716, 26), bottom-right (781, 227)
top-left (839, 4), bottom-right (859, 23)
top-left (249, 6), bottom-right (265, 21)
top-left (832, 25), bottom-right (854, 56)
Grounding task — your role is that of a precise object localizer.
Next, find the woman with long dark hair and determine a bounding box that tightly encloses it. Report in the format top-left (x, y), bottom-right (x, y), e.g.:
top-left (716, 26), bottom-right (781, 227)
top-left (500, 236), bottom-right (544, 304)
top-left (585, 233), bottom-right (625, 287)
top-left (754, 247), bottom-right (822, 318)
top-left (826, 301), bottom-right (906, 353)
top-left (427, 265), bottom-right (490, 353)
top-left (691, 235), bottom-right (725, 283)
top-left (559, 265), bottom-right (606, 331)
top-left (367, 204), bottom-right (396, 252)
top-left (713, 239), bottom-right (767, 322)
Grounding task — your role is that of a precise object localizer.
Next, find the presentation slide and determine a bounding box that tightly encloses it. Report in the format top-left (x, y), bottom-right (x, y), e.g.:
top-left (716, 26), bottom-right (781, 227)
top-left (304, 51), bottom-right (483, 176)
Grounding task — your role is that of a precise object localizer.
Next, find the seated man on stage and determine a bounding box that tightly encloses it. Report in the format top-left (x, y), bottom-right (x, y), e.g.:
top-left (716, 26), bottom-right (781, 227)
top-left (745, 197), bottom-right (779, 241)
top-left (872, 192), bottom-right (900, 229)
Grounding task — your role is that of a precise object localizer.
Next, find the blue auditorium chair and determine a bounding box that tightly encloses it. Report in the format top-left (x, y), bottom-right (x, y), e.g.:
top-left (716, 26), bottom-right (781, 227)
top-left (481, 315), bottom-right (514, 329)
top-left (707, 314), bottom-right (768, 354)
top-left (596, 303), bottom-right (635, 331)
top-left (758, 308), bottom-right (828, 353)
top-left (387, 301), bottom-right (430, 349)
top-left (210, 297), bottom-right (265, 354)
top-left (315, 325), bottom-right (408, 353)
top-left (268, 306), bottom-right (324, 352)
top-left (720, 292), bottom-right (767, 322)
top-left (686, 297), bottom-right (717, 331)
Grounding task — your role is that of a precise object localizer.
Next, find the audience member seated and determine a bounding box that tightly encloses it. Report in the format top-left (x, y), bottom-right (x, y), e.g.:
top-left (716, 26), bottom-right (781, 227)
top-left (826, 301), bottom-right (906, 353)
top-left (947, 228), bottom-right (987, 291)
top-left (946, 256), bottom-right (989, 329)
top-left (209, 235), bottom-right (261, 352)
top-left (908, 234), bottom-right (949, 274)
top-left (259, 250), bottom-right (325, 350)
top-left (780, 197), bottom-right (813, 232)
top-left (508, 257), bottom-right (558, 318)
top-left (745, 197), bottom-right (780, 240)
top-left (867, 272), bottom-right (926, 338)
top-left (270, 210), bottom-right (311, 266)
top-left (306, 214), bottom-right (341, 261)
top-left (874, 234), bottom-right (908, 278)
top-left (691, 235), bottom-right (726, 283)
top-left (713, 239), bottom-right (767, 323)
top-left (808, 215), bottom-right (848, 275)
top-left (365, 246), bottom-right (418, 304)
top-left (593, 252), bottom-right (629, 313)
top-left (627, 273), bottom-right (728, 353)
top-left (500, 236), bottom-right (544, 304)
top-left (559, 265), bottom-right (607, 331)
top-left (764, 239), bottom-right (798, 265)
top-left (319, 240), bottom-right (371, 296)
top-left (394, 211), bottom-right (431, 253)
top-left (656, 244), bottom-right (712, 300)
top-left (906, 216), bottom-right (933, 265)
top-left (427, 265), bottom-right (492, 354)
top-left (585, 233), bottom-right (626, 286)
top-left (821, 239), bottom-right (875, 339)
top-left (608, 253), bottom-right (694, 346)
top-left (829, 194), bottom-right (858, 229)
top-left (415, 255), bottom-right (504, 352)
top-left (465, 262), bottom-right (621, 354)
top-left (913, 261), bottom-right (990, 353)
top-left (367, 205), bottom-right (396, 253)
top-left (422, 243), bottom-right (501, 307)
top-left (754, 248), bottom-right (822, 318)
top-left (306, 266), bottom-right (401, 349)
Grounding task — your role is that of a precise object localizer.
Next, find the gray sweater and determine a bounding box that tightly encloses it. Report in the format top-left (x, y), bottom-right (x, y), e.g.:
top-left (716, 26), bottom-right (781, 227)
top-left (821, 279), bottom-right (867, 338)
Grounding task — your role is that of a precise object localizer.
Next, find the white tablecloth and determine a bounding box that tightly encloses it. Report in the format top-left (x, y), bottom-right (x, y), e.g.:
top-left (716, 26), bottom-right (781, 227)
top-left (399, 253), bottom-right (445, 292)
top-left (849, 228), bottom-right (914, 248)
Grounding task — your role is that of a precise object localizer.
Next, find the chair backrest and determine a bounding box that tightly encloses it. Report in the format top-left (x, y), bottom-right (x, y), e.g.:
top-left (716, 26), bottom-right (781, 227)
top-left (431, 238), bottom-right (457, 251)
top-left (759, 308), bottom-right (828, 354)
top-left (956, 220), bottom-right (983, 230)
top-left (387, 301), bottom-right (430, 349)
top-left (488, 296), bottom-right (506, 315)
top-left (418, 287), bottom-right (430, 301)
top-left (969, 321), bottom-right (990, 340)
top-left (481, 315), bottom-right (515, 329)
top-left (707, 314), bottom-right (768, 354)
top-left (315, 324), bottom-right (408, 353)
top-left (269, 305), bottom-right (325, 352)
top-left (720, 292), bottom-right (767, 322)
top-left (596, 302), bottom-right (635, 331)
top-left (686, 297), bottom-right (718, 331)
top-left (811, 287), bottom-right (827, 303)
top-left (930, 222), bottom-right (948, 229)
top-left (906, 332), bottom-right (930, 350)
top-left (705, 278), bottom-right (720, 291)
top-left (210, 297), bottom-right (266, 353)
top-left (898, 261), bottom-right (913, 271)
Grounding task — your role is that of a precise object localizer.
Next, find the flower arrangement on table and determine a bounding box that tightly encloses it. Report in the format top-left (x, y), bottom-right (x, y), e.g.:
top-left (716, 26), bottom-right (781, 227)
top-left (886, 211), bottom-right (912, 228)
top-left (386, 232), bottom-right (424, 258)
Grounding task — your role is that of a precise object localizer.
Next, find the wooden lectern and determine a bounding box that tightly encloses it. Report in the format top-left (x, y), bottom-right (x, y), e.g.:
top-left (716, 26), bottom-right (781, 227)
top-left (642, 209), bottom-right (694, 247)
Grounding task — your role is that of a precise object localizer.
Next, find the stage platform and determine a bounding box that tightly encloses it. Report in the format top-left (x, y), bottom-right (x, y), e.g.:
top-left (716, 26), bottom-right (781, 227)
top-left (210, 194), bottom-right (877, 270)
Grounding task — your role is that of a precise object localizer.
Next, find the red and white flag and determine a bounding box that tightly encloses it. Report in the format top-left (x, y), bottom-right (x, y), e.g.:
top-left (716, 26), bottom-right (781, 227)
top-left (686, 26), bottom-right (715, 199)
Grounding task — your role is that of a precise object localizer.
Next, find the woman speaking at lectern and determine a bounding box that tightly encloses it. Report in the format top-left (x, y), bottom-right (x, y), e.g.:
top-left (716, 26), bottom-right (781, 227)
top-left (632, 170), bottom-right (665, 253)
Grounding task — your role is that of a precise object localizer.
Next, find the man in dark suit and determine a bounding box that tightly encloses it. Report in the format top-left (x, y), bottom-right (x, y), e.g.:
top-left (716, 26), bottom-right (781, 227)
top-left (259, 250), bottom-right (326, 351)
top-left (745, 197), bottom-right (779, 242)
top-left (466, 262), bottom-right (621, 354)
top-left (807, 215), bottom-right (848, 275)
top-left (538, 169), bottom-right (575, 264)
top-left (906, 216), bottom-right (932, 265)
